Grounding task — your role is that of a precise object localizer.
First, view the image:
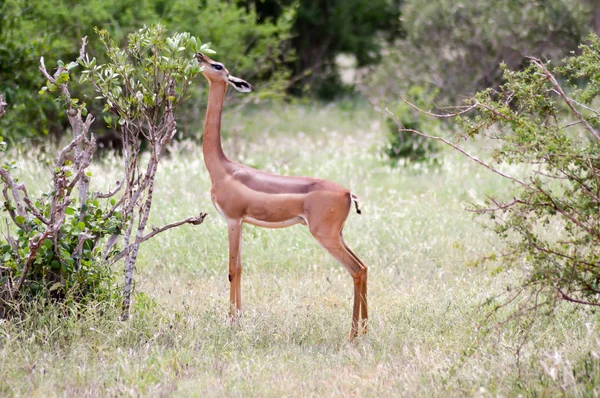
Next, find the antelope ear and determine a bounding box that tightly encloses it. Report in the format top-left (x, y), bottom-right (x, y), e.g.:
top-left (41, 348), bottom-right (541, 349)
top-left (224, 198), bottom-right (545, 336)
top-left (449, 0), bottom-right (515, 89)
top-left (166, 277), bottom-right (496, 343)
top-left (228, 76), bottom-right (253, 93)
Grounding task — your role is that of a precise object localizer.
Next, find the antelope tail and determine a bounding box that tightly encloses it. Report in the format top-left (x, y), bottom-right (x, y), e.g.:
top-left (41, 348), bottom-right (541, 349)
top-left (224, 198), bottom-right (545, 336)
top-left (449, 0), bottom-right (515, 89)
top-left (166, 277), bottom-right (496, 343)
top-left (350, 193), bottom-right (362, 215)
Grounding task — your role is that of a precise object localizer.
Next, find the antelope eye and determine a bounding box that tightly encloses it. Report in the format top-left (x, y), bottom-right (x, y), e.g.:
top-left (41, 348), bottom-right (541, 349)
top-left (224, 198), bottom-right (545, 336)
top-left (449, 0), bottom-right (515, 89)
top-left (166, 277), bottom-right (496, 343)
top-left (212, 63), bottom-right (223, 71)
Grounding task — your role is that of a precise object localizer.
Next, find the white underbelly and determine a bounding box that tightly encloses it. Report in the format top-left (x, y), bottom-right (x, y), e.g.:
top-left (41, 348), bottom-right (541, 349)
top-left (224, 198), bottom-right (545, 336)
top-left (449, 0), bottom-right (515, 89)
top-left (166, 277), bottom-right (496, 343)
top-left (243, 215), bottom-right (306, 229)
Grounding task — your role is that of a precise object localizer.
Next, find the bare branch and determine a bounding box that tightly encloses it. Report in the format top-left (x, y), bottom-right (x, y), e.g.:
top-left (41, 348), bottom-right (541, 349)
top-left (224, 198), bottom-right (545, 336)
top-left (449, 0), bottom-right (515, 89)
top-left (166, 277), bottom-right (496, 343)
top-left (79, 36), bottom-right (88, 61)
top-left (101, 233), bottom-right (121, 260)
top-left (467, 196), bottom-right (528, 213)
top-left (0, 170), bottom-right (50, 227)
top-left (3, 219), bottom-right (18, 252)
top-left (384, 108), bottom-right (528, 187)
top-left (528, 57), bottom-right (600, 141)
top-left (55, 134), bottom-right (85, 168)
top-left (140, 213), bottom-right (208, 242)
top-left (38, 57), bottom-right (55, 82)
top-left (399, 95), bottom-right (479, 118)
top-left (14, 229), bottom-right (55, 294)
top-left (1, 184), bottom-right (21, 228)
top-left (0, 168), bottom-right (26, 219)
top-left (93, 180), bottom-right (123, 199)
top-left (73, 230), bottom-right (95, 270)
top-left (16, 185), bottom-right (50, 225)
top-left (550, 89), bottom-right (600, 115)
top-left (556, 288), bottom-right (600, 307)
top-left (109, 213), bottom-right (207, 263)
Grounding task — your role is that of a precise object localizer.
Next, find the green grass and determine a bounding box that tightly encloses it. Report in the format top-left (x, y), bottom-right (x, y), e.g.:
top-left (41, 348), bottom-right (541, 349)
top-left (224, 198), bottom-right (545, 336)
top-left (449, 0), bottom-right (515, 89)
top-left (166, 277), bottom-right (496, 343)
top-left (1, 102), bottom-right (599, 396)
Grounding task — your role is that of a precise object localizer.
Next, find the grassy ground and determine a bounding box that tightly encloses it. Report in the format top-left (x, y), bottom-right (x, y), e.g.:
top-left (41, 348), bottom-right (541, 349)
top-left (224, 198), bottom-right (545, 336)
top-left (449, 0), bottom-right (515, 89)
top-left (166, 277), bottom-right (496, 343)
top-left (1, 101), bottom-right (599, 396)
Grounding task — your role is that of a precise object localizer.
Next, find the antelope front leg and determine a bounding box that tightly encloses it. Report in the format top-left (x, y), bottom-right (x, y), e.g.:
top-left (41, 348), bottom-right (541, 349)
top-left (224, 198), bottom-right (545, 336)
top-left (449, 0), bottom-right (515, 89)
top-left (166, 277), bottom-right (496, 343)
top-left (227, 219), bottom-right (243, 322)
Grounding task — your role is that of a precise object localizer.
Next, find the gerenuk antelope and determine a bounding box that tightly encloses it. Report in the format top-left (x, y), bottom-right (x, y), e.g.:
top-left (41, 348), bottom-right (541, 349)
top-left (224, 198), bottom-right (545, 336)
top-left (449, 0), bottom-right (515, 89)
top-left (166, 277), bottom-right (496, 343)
top-left (196, 53), bottom-right (368, 340)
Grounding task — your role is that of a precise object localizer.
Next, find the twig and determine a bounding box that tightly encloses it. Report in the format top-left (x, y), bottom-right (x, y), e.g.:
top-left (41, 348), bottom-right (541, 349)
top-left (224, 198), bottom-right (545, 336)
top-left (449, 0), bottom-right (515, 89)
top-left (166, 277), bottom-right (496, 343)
top-left (528, 57), bottom-right (600, 141)
top-left (55, 134), bottom-right (85, 168)
top-left (3, 219), bottom-right (18, 252)
top-left (1, 169), bottom-right (52, 226)
top-left (79, 36), bottom-right (88, 61)
top-left (384, 108), bottom-right (528, 187)
top-left (0, 169), bottom-right (27, 219)
top-left (532, 181), bottom-right (598, 239)
top-left (398, 95), bottom-right (479, 118)
top-left (556, 288), bottom-right (600, 307)
top-left (1, 184), bottom-right (21, 228)
top-left (515, 287), bottom-right (543, 377)
top-left (550, 89), bottom-right (600, 115)
top-left (93, 180), bottom-right (123, 199)
top-left (38, 57), bottom-right (55, 82)
top-left (14, 230), bottom-right (52, 294)
top-left (109, 213), bottom-right (207, 263)
top-left (73, 230), bottom-right (95, 270)
top-left (467, 196), bottom-right (527, 213)
top-left (528, 240), bottom-right (599, 270)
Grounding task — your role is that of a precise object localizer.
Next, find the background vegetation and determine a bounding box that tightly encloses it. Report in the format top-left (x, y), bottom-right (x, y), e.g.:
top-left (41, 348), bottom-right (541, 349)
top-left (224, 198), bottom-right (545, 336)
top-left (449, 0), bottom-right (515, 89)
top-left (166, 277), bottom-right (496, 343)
top-left (1, 0), bottom-right (600, 395)
top-left (2, 104), bottom-right (600, 395)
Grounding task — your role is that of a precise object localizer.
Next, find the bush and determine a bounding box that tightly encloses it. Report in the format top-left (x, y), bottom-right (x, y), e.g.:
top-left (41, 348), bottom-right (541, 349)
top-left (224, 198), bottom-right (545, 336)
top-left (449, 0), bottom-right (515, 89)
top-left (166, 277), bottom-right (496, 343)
top-left (0, 195), bottom-right (120, 304)
top-left (392, 33), bottom-right (600, 315)
top-left (0, 0), bottom-right (157, 144)
top-left (1, 26), bottom-right (209, 318)
top-left (0, 131), bottom-right (120, 315)
top-left (384, 86), bottom-right (440, 165)
top-left (364, 0), bottom-right (593, 107)
top-left (253, 0), bottom-right (403, 98)
top-left (0, 0), bottom-right (294, 144)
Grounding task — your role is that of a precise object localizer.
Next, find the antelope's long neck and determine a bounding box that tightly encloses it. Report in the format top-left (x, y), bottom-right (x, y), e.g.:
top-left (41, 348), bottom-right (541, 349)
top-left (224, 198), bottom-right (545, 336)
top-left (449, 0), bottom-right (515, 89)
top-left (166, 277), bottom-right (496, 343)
top-left (203, 81), bottom-right (230, 179)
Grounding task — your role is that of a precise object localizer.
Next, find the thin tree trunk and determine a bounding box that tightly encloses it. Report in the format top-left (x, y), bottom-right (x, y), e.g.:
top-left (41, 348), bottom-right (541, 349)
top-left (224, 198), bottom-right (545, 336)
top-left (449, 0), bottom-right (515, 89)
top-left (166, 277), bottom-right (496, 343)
top-left (121, 146), bottom-right (160, 319)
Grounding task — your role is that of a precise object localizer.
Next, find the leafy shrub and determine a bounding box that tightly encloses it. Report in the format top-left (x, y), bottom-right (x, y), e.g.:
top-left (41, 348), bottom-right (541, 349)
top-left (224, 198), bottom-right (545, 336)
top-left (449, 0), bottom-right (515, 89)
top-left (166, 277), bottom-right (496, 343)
top-left (364, 0), bottom-right (593, 108)
top-left (0, 195), bottom-right (120, 302)
top-left (0, 0), bottom-right (294, 144)
top-left (393, 33), bottom-right (600, 315)
top-left (385, 118), bottom-right (437, 164)
top-left (0, 119), bottom-right (120, 315)
top-left (385, 86), bottom-right (440, 165)
top-left (252, 0), bottom-right (403, 98)
top-left (1, 25), bottom-right (208, 318)
top-left (79, 25), bottom-right (208, 318)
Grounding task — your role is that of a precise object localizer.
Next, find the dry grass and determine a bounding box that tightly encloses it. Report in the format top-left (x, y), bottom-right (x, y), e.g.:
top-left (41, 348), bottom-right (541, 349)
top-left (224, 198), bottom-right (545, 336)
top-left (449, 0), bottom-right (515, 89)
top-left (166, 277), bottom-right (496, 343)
top-left (1, 101), bottom-right (599, 397)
